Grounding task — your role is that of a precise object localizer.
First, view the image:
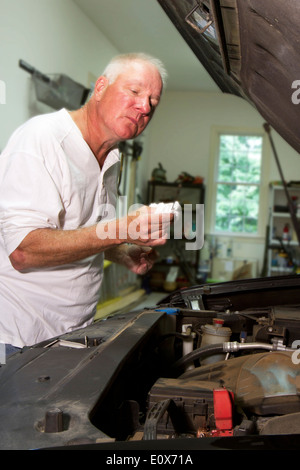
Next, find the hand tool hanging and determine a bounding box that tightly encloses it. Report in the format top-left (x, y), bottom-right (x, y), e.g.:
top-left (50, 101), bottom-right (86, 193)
top-left (264, 122), bottom-right (300, 246)
top-left (19, 59), bottom-right (90, 110)
top-left (128, 141), bottom-right (143, 208)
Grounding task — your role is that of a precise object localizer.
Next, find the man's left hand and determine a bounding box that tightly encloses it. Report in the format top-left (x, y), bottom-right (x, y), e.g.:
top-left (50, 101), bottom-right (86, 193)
top-left (123, 245), bottom-right (158, 275)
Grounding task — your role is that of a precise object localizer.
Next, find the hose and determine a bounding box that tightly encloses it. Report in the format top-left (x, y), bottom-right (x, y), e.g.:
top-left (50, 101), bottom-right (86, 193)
top-left (172, 341), bottom-right (295, 371)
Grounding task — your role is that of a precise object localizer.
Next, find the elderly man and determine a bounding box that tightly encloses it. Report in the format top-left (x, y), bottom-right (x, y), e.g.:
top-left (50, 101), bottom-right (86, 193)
top-left (0, 53), bottom-right (169, 352)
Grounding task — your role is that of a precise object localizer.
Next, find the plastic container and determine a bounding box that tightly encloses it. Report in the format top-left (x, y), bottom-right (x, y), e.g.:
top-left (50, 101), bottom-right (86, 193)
top-left (201, 319), bottom-right (232, 364)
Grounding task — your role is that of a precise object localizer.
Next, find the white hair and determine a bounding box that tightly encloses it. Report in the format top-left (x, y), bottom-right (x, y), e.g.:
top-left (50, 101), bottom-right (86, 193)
top-left (102, 52), bottom-right (168, 89)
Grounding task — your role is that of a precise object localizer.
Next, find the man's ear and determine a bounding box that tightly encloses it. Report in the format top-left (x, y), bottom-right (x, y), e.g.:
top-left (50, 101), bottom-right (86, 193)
top-left (94, 76), bottom-right (109, 100)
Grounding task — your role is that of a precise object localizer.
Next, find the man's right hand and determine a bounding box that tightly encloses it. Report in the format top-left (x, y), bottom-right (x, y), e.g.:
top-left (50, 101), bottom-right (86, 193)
top-left (97, 205), bottom-right (174, 246)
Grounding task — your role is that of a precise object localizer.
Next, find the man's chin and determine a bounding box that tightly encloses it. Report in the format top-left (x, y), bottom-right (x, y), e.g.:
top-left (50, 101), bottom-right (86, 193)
top-left (118, 127), bottom-right (143, 141)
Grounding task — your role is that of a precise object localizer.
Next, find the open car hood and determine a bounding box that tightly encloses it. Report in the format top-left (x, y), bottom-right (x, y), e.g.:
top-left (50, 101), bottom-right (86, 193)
top-left (157, 0), bottom-right (300, 154)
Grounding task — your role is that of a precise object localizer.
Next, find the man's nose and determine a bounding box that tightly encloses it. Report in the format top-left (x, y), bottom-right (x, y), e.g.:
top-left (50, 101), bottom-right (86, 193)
top-left (136, 97), bottom-right (152, 115)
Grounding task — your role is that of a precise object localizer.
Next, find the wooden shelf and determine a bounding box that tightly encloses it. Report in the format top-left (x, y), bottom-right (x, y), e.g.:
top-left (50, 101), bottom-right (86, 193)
top-left (267, 184), bottom-right (300, 276)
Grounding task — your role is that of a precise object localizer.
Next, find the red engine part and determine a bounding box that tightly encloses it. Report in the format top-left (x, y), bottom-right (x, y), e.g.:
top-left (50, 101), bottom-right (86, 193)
top-left (211, 388), bottom-right (234, 437)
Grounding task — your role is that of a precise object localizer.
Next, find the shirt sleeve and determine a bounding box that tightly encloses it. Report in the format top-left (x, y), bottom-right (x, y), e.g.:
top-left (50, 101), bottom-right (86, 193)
top-left (0, 151), bottom-right (64, 255)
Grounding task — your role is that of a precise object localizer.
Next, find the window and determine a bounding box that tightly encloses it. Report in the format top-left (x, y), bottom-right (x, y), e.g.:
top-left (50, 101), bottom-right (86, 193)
top-left (213, 133), bottom-right (264, 235)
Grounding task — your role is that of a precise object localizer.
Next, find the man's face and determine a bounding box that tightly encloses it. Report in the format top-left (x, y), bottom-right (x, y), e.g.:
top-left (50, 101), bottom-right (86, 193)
top-left (94, 61), bottom-right (163, 141)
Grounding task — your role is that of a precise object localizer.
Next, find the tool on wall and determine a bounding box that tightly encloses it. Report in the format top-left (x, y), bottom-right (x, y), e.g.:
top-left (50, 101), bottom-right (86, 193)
top-left (118, 140), bottom-right (143, 207)
top-left (19, 59), bottom-right (91, 110)
top-left (128, 141), bottom-right (143, 208)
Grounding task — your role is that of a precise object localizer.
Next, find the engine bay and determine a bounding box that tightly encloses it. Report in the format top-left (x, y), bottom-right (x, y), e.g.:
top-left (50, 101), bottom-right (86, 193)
top-left (1, 276), bottom-right (300, 450)
top-left (95, 302), bottom-right (300, 443)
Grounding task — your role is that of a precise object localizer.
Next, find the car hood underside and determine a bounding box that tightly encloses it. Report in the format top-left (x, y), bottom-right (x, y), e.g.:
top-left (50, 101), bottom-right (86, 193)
top-left (157, 0), bottom-right (300, 154)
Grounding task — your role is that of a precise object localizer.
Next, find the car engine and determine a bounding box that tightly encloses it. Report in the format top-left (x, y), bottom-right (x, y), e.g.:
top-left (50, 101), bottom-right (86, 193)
top-left (1, 276), bottom-right (300, 449)
top-left (90, 276), bottom-right (300, 446)
top-left (143, 308), bottom-right (300, 441)
top-left (97, 304), bottom-right (300, 443)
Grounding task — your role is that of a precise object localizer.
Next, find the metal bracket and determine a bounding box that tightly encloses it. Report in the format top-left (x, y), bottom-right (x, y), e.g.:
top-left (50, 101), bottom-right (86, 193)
top-left (184, 1), bottom-right (230, 74)
top-left (185, 2), bottom-right (213, 34)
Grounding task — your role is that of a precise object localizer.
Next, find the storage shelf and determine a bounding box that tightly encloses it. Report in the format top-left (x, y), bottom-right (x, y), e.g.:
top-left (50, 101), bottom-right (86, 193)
top-left (270, 239), bottom-right (298, 246)
top-left (270, 267), bottom-right (294, 273)
top-left (147, 180), bottom-right (205, 288)
top-left (267, 184), bottom-right (300, 276)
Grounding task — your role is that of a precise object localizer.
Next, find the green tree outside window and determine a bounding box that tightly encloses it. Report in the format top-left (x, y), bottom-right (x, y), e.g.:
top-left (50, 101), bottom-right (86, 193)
top-left (215, 135), bottom-right (263, 234)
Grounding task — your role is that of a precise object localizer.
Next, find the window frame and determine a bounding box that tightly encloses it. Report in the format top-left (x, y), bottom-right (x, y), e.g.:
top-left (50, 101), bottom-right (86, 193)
top-left (206, 126), bottom-right (270, 239)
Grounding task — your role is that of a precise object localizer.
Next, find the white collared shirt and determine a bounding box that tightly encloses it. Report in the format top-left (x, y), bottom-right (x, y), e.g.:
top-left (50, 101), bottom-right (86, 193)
top-left (0, 109), bottom-right (120, 347)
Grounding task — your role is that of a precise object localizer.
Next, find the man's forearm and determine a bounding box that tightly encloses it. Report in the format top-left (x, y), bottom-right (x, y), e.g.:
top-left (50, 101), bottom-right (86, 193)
top-left (9, 208), bottom-right (171, 271)
top-left (9, 225), bottom-right (120, 270)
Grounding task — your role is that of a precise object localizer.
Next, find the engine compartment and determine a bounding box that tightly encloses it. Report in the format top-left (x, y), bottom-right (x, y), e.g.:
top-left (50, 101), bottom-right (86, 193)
top-left (1, 276), bottom-right (300, 449)
top-left (92, 302), bottom-right (300, 443)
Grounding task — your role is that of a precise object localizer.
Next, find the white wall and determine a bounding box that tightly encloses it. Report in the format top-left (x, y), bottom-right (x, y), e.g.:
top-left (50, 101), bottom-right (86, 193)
top-left (146, 90), bottom-right (300, 183)
top-left (0, 0), bottom-right (118, 150)
top-left (146, 90), bottom-right (300, 275)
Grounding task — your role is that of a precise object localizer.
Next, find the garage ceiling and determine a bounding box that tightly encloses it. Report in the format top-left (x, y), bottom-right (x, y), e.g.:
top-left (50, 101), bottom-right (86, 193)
top-left (72, 0), bottom-right (220, 92)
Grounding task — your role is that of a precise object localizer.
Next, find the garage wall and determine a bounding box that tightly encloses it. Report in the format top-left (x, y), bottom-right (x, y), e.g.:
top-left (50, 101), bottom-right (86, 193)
top-left (145, 90), bottom-right (300, 274)
top-left (0, 0), bottom-right (119, 150)
top-left (146, 90), bottom-right (300, 184)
